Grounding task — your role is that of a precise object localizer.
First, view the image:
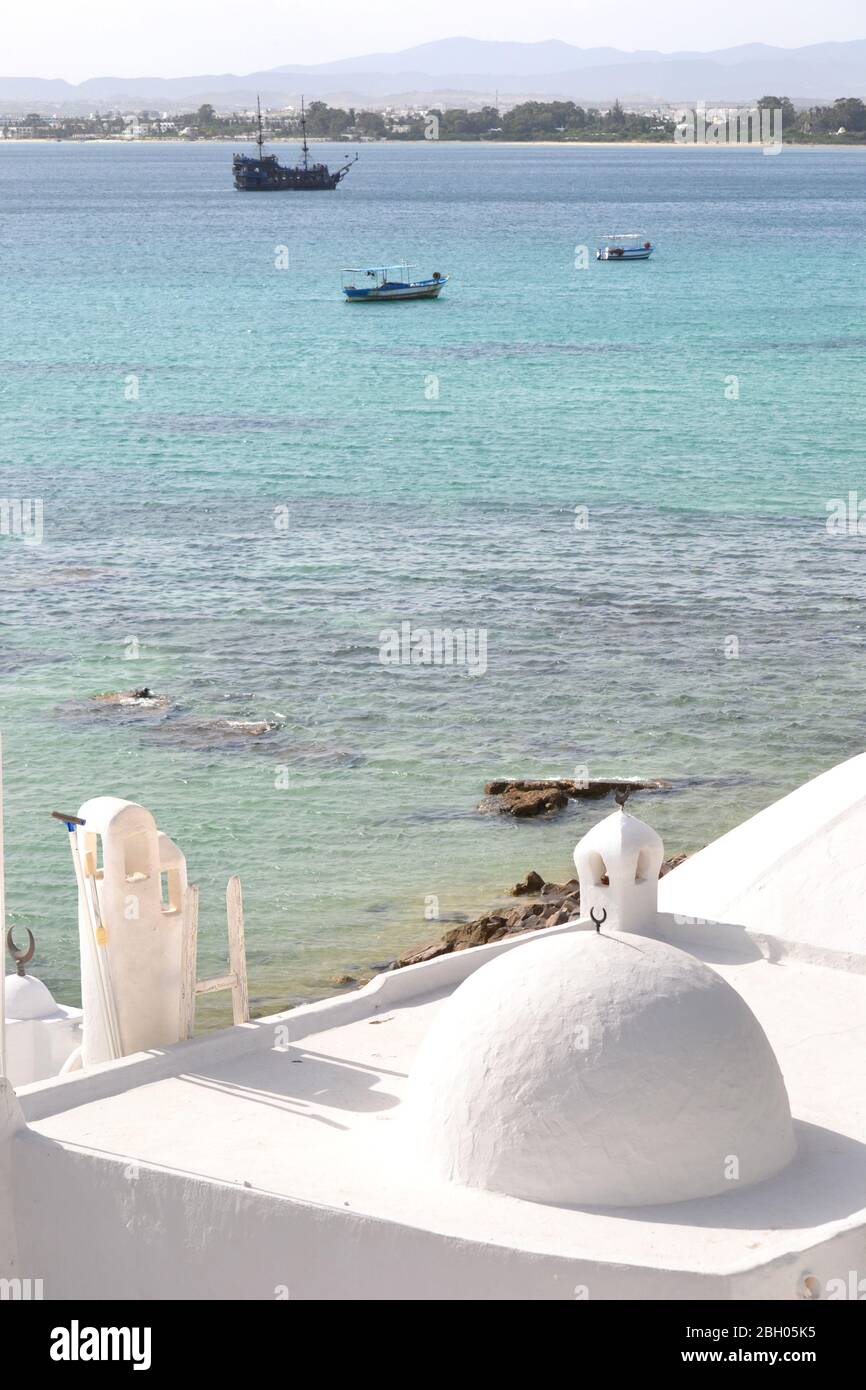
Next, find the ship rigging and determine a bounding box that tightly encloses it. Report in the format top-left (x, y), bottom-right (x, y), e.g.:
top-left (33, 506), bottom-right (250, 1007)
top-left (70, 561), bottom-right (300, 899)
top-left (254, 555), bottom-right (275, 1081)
top-left (232, 96), bottom-right (358, 191)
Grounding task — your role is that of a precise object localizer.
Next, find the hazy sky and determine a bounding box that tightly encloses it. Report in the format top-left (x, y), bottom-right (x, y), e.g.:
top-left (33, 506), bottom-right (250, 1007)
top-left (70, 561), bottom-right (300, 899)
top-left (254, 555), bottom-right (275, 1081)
top-left (6, 1), bottom-right (866, 81)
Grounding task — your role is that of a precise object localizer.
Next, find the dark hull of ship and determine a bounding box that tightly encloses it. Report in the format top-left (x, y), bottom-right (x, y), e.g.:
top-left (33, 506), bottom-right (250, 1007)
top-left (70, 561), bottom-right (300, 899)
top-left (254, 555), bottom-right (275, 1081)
top-left (233, 156), bottom-right (347, 191)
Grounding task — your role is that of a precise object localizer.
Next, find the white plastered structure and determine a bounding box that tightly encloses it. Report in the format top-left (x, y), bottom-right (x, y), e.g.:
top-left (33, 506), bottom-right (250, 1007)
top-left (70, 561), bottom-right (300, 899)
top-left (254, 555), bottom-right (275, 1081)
top-left (5, 754), bottom-right (866, 1299)
top-left (75, 798), bottom-right (187, 1067)
top-left (573, 808), bottom-right (664, 932)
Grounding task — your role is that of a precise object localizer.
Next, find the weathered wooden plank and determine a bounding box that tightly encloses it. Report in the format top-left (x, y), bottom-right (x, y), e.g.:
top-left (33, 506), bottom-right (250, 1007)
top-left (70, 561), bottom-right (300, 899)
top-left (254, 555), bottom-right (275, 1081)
top-left (226, 874), bottom-right (250, 1025)
top-left (179, 883), bottom-right (199, 1039)
top-left (195, 973), bottom-right (236, 996)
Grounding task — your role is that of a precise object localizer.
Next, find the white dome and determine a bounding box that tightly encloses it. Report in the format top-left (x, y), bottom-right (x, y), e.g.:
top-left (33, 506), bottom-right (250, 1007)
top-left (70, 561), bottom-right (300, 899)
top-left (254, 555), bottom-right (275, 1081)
top-left (5, 972), bottom-right (61, 1021)
top-left (406, 930), bottom-right (795, 1207)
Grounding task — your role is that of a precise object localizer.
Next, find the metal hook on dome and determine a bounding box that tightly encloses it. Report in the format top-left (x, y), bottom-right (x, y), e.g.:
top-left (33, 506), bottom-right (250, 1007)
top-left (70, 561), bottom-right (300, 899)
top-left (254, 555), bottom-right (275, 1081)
top-left (7, 926), bottom-right (36, 977)
top-left (590, 907), bottom-right (607, 934)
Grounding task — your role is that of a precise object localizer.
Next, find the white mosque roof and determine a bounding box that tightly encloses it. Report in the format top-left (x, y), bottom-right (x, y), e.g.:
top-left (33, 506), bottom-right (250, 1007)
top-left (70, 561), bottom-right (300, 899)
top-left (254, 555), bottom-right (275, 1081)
top-left (11, 925), bottom-right (866, 1300)
top-left (10, 752), bottom-right (866, 1299)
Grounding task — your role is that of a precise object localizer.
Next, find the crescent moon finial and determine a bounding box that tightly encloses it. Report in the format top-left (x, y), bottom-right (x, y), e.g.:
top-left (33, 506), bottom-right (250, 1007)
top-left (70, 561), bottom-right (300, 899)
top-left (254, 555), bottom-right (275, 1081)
top-left (590, 907), bottom-right (607, 933)
top-left (6, 926), bottom-right (36, 976)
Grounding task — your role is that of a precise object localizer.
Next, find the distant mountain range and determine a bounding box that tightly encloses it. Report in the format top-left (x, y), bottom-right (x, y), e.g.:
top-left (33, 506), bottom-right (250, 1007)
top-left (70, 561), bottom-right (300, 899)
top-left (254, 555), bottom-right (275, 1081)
top-left (3, 37), bottom-right (865, 112)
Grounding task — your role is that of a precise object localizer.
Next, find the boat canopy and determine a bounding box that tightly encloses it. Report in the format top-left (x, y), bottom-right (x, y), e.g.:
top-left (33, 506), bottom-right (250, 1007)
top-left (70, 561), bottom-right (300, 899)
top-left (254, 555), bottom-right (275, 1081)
top-left (341, 263), bottom-right (417, 290)
top-left (341, 263), bottom-right (413, 276)
top-left (598, 233), bottom-right (647, 242)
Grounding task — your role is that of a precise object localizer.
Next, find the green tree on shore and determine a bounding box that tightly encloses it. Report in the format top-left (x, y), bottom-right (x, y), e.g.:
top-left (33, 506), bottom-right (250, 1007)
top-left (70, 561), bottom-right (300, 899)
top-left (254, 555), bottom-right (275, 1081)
top-left (757, 95), bottom-right (796, 128)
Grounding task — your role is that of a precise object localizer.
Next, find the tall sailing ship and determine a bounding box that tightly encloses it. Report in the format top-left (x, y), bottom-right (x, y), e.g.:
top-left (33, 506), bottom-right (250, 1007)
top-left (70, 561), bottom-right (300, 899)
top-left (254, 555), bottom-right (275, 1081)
top-left (233, 97), bottom-right (358, 192)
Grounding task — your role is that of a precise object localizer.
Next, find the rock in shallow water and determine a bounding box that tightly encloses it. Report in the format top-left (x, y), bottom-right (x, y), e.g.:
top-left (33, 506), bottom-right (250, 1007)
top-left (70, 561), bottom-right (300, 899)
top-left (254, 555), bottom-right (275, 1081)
top-left (480, 776), bottom-right (671, 817)
top-left (511, 870), bottom-right (545, 895)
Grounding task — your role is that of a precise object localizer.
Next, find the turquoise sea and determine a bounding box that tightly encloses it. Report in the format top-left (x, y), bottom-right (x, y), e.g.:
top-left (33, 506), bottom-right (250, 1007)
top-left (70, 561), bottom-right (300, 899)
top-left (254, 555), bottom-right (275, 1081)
top-left (1, 140), bottom-right (866, 1019)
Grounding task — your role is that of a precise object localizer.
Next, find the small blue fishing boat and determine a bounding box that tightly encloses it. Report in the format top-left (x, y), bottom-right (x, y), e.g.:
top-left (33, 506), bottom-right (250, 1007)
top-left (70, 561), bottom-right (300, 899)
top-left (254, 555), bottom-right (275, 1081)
top-left (596, 234), bottom-right (655, 261)
top-left (341, 263), bottom-right (449, 301)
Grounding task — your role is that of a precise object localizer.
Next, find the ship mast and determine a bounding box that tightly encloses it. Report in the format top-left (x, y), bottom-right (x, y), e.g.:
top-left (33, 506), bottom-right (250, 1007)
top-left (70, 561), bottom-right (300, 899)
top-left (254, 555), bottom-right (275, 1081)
top-left (256, 95), bottom-right (264, 158)
top-left (301, 95), bottom-right (310, 170)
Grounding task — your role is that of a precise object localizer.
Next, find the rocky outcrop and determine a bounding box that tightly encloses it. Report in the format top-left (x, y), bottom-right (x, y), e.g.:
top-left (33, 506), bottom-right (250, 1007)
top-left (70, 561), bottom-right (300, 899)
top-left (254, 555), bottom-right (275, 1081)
top-left (394, 854), bottom-right (687, 968)
top-left (483, 785), bottom-right (570, 817)
top-left (479, 777), bottom-right (671, 818)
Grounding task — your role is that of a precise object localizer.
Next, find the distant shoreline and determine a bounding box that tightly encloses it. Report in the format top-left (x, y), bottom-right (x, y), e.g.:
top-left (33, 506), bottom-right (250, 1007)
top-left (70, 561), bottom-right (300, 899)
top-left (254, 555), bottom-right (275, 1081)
top-left (3, 136), bottom-right (865, 150)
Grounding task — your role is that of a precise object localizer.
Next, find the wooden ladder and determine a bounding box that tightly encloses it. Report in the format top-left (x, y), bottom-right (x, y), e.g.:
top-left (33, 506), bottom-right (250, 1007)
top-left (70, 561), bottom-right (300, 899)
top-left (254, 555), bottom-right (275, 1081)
top-left (179, 876), bottom-right (250, 1038)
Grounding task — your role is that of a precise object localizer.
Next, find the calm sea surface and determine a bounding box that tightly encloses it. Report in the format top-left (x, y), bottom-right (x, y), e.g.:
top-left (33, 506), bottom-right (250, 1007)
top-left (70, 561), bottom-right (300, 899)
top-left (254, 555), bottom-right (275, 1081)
top-left (1, 140), bottom-right (865, 1018)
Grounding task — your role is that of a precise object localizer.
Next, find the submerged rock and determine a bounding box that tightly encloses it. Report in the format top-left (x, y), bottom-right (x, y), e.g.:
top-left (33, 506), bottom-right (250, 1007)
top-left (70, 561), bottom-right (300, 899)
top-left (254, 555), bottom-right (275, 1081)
top-left (74, 697), bottom-right (291, 749)
top-left (146, 714), bottom-right (287, 749)
top-left (92, 688), bottom-right (170, 709)
top-left (57, 566), bottom-right (124, 581)
top-left (274, 742), bottom-right (365, 769)
top-left (217, 719), bottom-right (273, 737)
